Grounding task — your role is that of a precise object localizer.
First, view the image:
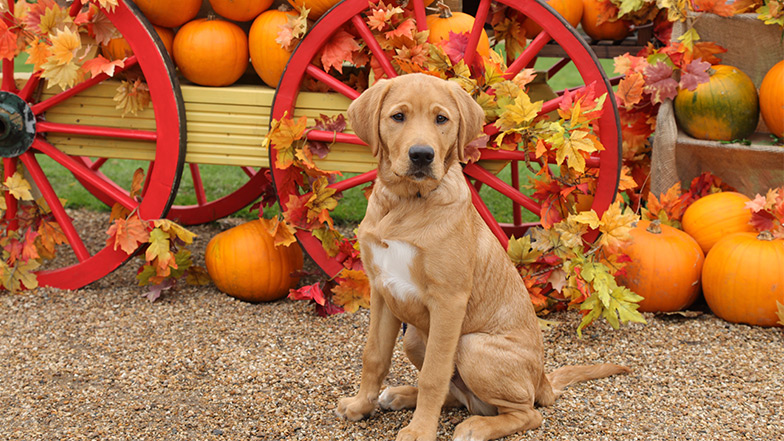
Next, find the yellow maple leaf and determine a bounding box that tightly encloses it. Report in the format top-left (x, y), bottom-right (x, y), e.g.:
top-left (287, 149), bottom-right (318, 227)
top-left (113, 79), bottom-right (151, 116)
top-left (495, 93), bottom-right (542, 132)
top-left (332, 269), bottom-right (370, 313)
top-left (677, 28), bottom-right (700, 52)
top-left (598, 201), bottom-right (639, 252)
top-left (618, 165), bottom-right (638, 191)
top-left (4, 172), bottom-right (34, 201)
top-left (40, 58), bottom-right (82, 90)
top-left (37, 4), bottom-right (73, 36)
top-left (152, 219), bottom-right (197, 244)
top-left (570, 209), bottom-right (601, 229)
top-left (93, 0), bottom-right (120, 13)
top-left (555, 129), bottom-right (598, 173)
top-left (146, 227), bottom-right (174, 272)
top-left (49, 27), bottom-right (81, 65)
top-left (306, 177), bottom-right (338, 227)
top-left (0, 258), bottom-right (40, 292)
top-left (554, 217), bottom-right (588, 249)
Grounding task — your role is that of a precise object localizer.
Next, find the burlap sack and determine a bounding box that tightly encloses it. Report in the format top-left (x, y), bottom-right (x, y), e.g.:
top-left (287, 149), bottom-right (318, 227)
top-left (651, 13), bottom-right (784, 197)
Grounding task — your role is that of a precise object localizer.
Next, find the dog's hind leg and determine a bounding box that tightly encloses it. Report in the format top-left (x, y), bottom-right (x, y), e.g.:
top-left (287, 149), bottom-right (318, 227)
top-left (452, 406), bottom-right (543, 441)
top-left (379, 326), bottom-right (463, 411)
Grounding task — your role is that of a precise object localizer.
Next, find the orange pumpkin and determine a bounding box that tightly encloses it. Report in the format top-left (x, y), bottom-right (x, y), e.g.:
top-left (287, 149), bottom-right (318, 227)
top-left (522, 0), bottom-right (583, 39)
top-left (209, 0), bottom-right (273, 22)
top-left (426, 6), bottom-right (490, 59)
top-left (173, 15), bottom-right (249, 87)
top-left (617, 220), bottom-right (704, 312)
top-left (102, 25), bottom-right (173, 60)
top-left (205, 220), bottom-right (304, 302)
top-left (681, 192), bottom-right (756, 254)
top-left (759, 59), bottom-right (784, 138)
top-left (134, 0), bottom-right (202, 28)
top-left (702, 231), bottom-right (784, 327)
top-left (154, 25), bottom-right (175, 56)
top-left (249, 6), bottom-right (297, 88)
top-left (581, 0), bottom-right (630, 41)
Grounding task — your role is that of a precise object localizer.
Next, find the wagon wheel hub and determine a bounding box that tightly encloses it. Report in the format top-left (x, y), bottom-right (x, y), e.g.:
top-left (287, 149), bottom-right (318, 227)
top-left (0, 91), bottom-right (36, 158)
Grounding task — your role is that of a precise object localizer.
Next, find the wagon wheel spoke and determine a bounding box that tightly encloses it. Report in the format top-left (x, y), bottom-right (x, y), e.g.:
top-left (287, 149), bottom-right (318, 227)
top-left (189, 163), bottom-right (208, 206)
top-left (31, 56), bottom-right (139, 115)
top-left (241, 167), bottom-right (256, 178)
top-left (463, 0), bottom-right (492, 67)
top-left (466, 175), bottom-right (509, 246)
top-left (19, 152), bottom-right (91, 262)
top-left (36, 121), bottom-right (157, 141)
top-left (547, 57), bottom-right (572, 79)
top-left (328, 170), bottom-right (377, 193)
top-left (32, 138), bottom-right (137, 211)
top-left (350, 15), bottom-right (397, 79)
top-left (306, 130), bottom-right (366, 146)
top-left (463, 162), bottom-right (541, 214)
top-left (306, 65), bottom-right (361, 100)
top-left (88, 157), bottom-right (109, 171)
top-left (506, 31), bottom-right (554, 79)
top-left (412, 0), bottom-right (427, 31)
top-left (3, 158), bottom-right (18, 229)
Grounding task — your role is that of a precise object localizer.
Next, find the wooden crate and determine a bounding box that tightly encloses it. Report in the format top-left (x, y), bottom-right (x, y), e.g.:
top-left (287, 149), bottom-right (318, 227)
top-left (41, 80), bottom-right (377, 174)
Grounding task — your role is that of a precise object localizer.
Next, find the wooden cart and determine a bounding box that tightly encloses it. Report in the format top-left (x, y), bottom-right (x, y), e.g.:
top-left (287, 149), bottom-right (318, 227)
top-left (0, 0), bottom-right (624, 288)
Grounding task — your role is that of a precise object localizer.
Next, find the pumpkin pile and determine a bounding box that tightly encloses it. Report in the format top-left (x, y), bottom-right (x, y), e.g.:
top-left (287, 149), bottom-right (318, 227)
top-left (617, 187), bottom-right (784, 328)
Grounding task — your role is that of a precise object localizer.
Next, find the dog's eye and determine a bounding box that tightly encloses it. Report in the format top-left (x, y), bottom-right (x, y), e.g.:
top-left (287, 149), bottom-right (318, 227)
top-left (436, 115), bottom-right (448, 124)
top-left (391, 112), bottom-right (405, 122)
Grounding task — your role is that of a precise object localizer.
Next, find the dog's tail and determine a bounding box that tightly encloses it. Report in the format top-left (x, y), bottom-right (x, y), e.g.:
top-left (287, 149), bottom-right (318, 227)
top-left (537, 364), bottom-right (630, 406)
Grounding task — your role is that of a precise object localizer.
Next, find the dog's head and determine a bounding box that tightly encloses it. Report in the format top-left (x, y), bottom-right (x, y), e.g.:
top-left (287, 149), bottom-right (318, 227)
top-left (348, 73), bottom-right (485, 196)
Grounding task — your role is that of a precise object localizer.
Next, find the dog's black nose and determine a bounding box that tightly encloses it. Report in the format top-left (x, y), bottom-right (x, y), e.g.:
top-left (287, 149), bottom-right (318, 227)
top-left (408, 145), bottom-right (434, 166)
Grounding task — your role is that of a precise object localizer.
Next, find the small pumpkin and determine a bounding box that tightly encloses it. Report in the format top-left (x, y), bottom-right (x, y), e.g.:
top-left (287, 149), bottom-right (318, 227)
top-left (249, 5), bottom-right (297, 88)
top-left (173, 15), bottom-right (249, 87)
top-left (616, 220), bottom-right (704, 312)
top-left (681, 191), bottom-right (756, 254)
top-left (426, 5), bottom-right (490, 59)
top-left (205, 220), bottom-right (304, 302)
top-left (521, 0), bottom-right (583, 39)
top-left (759, 59), bottom-right (784, 138)
top-left (134, 0), bottom-right (202, 28)
top-left (209, 0), bottom-right (274, 22)
top-left (580, 0), bottom-right (630, 41)
top-left (673, 65), bottom-right (760, 141)
top-left (702, 231), bottom-right (784, 327)
top-left (101, 26), bottom-right (173, 61)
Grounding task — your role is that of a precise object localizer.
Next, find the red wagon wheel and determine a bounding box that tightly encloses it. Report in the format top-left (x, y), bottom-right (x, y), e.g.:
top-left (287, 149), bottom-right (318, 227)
top-left (270, 0), bottom-right (622, 277)
top-left (0, 0), bottom-right (185, 289)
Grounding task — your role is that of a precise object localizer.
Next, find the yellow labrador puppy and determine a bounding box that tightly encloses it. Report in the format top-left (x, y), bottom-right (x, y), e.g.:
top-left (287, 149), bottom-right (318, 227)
top-left (337, 73), bottom-right (629, 441)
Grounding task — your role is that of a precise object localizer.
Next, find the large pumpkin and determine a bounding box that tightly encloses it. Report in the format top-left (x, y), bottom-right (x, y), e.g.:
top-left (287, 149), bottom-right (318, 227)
top-left (209, 0), bottom-right (274, 22)
top-left (581, 0), bottom-right (630, 41)
top-left (759, 59), bottom-right (784, 138)
top-left (681, 191), bottom-right (756, 254)
top-left (134, 0), bottom-right (201, 28)
top-left (249, 6), bottom-right (297, 88)
top-left (617, 220), bottom-right (704, 312)
top-left (521, 0), bottom-right (583, 39)
top-left (426, 6), bottom-right (490, 59)
top-left (702, 231), bottom-right (784, 327)
top-left (673, 65), bottom-right (760, 141)
top-left (205, 220), bottom-right (304, 302)
top-left (173, 15), bottom-right (249, 87)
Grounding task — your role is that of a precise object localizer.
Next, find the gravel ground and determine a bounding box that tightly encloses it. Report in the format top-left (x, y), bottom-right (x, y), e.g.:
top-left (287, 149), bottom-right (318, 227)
top-left (1, 213), bottom-right (783, 441)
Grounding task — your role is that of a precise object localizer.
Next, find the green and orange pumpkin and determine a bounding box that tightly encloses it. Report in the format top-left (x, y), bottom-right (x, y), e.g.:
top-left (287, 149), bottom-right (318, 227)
top-left (673, 65), bottom-right (760, 141)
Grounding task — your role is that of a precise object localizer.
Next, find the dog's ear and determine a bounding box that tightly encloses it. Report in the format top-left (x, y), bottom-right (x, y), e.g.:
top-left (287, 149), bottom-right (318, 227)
top-left (448, 82), bottom-right (485, 163)
top-left (347, 79), bottom-right (392, 157)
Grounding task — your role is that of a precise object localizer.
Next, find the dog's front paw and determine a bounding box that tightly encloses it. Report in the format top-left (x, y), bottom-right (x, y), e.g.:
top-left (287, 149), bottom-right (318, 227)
top-left (395, 423), bottom-right (436, 441)
top-left (336, 395), bottom-right (377, 421)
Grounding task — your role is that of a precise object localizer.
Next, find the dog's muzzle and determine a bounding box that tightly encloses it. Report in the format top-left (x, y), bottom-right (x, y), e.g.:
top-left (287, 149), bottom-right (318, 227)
top-left (407, 145), bottom-right (434, 179)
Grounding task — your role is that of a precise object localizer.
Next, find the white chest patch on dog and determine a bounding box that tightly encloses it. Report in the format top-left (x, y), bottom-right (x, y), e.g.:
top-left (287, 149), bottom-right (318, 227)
top-left (368, 240), bottom-right (419, 302)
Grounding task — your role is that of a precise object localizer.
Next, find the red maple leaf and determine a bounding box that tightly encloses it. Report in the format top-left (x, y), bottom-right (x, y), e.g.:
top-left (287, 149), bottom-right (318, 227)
top-left (440, 31), bottom-right (469, 64)
top-left (288, 282), bottom-right (326, 305)
top-left (320, 30), bottom-right (361, 74)
top-left (643, 61), bottom-right (678, 104)
top-left (679, 59), bottom-right (711, 91)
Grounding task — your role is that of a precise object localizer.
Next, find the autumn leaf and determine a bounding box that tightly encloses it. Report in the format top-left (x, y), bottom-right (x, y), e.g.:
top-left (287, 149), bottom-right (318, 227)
top-left (82, 54), bottom-right (125, 78)
top-left (36, 219), bottom-right (68, 259)
top-left (260, 216), bottom-right (298, 248)
top-left (643, 61), bottom-right (678, 104)
top-left (776, 301), bottom-right (784, 327)
top-left (555, 129), bottom-right (598, 173)
top-left (313, 226), bottom-right (342, 257)
top-left (267, 115), bottom-right (308, 169)
top-left (597, 201), bottom-right (639, 252)
top-left (616, 72), bottom-right (645, 110)
top-left (106, 214), bottom-right (150, 255)
top-left (186, 266), bottom-right (211, 286)
top-left (87, 0), bottom-right (120, 13)
top-left (276, 6), bottom-right (309, 51)
top-left (289, 282), bottom-right (327, 306)
top-left (320, 29), bottom-right (361, 74)
top-left (89, 8), bottom-right (119, 45)
top-left (4, 172), bottom-right (35, 201)
top-left (50, 27), bottom-right (82, 65)
top-left (332, 269), bottom-right (370, 313)
top-left (0, 258), bottom-right (40, 292)
top-left (114, 79), bottom-right (151, 116)
top-left (306, 177), bottom-right (338, 228)
top-left (693, 0), bottom-right (736, 16)
top-left (495, 93), bottom-right (542, 131)
top-left (0, 20), bottom-right (19, 60)
top-left (152, 219), bottom-right (197, 244)
top-left (679, 59), bottom-right (711, 91)
top-left (507, 235), bottom-right (543, 265)
top-left (676, 27), bottom-right (700, 52)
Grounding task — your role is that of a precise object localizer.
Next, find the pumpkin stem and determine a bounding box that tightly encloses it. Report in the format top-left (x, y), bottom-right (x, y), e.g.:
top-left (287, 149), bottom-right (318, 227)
top-left (436, 1), bottom-right (453, 18)
top-left (707, 67), bottom-right (716, 76)
top-left (278, 3), bottom-right (294, 12)
top-left (757, 230), bottom-right (775, 241)
top-left (646, 219), bottom-right (663, 234)
top-left (206, 11), bottom-right (218, 21)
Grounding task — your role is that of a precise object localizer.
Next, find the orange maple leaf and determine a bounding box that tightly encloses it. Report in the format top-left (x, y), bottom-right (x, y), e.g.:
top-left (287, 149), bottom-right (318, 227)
top-left (0, 20), bottom-right (18, 60)
top-left (106, 214), bottom-right (150, 255)
top-left (260, 216), bottom-right (298, 248)
top-left (616, 72), bottom-right (645, 110)
top-left (82, 55), bottom-right (125, 78)
top-left (332, 269), bottom-right (370, 313)
top-left (320, 30), bottom-right (360, 74)
top-left (693, 0), bottom-right (736, 16)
